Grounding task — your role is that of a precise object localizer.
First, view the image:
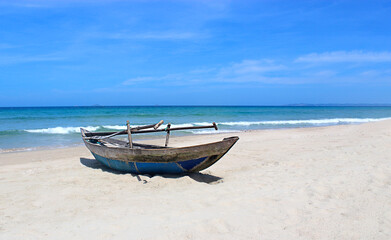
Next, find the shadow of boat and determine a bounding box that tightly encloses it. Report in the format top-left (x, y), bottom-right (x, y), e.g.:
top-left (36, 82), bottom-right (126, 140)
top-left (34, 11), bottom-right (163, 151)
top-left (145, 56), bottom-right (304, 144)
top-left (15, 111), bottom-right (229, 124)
top-left (80, 157), bottom-right (223, 184)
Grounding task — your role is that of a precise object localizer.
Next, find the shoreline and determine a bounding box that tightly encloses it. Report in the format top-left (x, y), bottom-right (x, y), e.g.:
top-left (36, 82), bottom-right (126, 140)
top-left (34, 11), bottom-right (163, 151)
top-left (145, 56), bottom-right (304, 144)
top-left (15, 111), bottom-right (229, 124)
top-left (1, 119), bottom-right (389, 165)
top-left (0, 120), bottom-right (384, 155)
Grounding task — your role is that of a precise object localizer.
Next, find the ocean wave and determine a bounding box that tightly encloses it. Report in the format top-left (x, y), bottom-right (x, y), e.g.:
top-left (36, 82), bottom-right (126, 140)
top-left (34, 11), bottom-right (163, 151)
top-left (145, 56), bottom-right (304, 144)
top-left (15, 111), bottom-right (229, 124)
top-left (102, 125), bottom-right (127, 130)
top-left (190, 129), bottom-right (240, 135)
top-left (219, 118), bottom-right (390, 126)
top-left (193, 122), bottom-right (213, 125)
top-left (0, 147), bottom-right (36, 153)
top-left (25, 126), bottom-right (99, 134)
top-left (19, 118), bottom-right (390, 135)
top-left (102, 123), bottom-right (196, 130)
top-left (102, 123), bottom-right (216, 130)
top-left (22, 123), bottom-right (208, 134)
top-left (164, 123), bottom-right (194, 128)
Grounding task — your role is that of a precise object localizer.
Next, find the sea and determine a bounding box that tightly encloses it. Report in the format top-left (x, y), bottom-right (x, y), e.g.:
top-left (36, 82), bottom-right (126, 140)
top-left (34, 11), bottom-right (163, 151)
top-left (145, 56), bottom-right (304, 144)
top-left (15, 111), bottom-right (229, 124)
top-left (1, 106), bottom-right (391, 152)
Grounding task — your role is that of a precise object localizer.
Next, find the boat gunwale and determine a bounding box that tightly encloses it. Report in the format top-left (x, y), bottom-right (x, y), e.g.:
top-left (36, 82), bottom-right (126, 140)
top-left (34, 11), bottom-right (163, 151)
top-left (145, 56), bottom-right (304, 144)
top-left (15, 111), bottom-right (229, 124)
top-left (80, 127), bottom-right (239, 152)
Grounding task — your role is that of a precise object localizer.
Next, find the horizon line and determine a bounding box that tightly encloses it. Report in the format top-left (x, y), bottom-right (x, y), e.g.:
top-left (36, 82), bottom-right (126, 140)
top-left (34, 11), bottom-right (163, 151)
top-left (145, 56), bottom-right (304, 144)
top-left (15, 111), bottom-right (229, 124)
top-left (2, 104), bottom-right (391, 108)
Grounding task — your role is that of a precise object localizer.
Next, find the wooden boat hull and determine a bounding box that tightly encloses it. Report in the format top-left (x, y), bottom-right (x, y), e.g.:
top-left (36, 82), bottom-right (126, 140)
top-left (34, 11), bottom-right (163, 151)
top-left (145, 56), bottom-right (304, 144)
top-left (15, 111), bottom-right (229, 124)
top-left (81, 128), bottom-right (239, 174)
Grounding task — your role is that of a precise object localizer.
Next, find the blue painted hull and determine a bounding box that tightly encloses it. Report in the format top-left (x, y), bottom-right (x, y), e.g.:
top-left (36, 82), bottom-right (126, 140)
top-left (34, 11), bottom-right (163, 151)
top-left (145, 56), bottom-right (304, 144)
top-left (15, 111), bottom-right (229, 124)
top-left (92, 152), bottom-right (208, 174)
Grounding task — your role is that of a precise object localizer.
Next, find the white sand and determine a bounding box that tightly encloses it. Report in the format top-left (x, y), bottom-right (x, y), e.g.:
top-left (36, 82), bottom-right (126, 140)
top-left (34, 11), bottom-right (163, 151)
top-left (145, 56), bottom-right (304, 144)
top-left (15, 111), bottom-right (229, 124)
top-left (1, 120), bottom-right (391, 239)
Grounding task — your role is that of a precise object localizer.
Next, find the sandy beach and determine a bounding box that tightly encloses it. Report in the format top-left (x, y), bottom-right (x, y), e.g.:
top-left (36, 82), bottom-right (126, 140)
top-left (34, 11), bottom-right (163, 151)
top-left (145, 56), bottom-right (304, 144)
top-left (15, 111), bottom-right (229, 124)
top-left (1, 120), bottom-right (390, 239)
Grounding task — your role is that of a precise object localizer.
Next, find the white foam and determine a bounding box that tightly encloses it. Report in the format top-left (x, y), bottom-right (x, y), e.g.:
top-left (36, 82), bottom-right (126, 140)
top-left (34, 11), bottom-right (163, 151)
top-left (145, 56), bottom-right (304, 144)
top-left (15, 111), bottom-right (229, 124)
top-left (22, 118), bottom-right (389, 135)
top-left (102, 125), bottom-right (127, 130)
top-left (163, 123), bottom-right (195, 128)
top-left (190, 129), bottom-right (240, 135)
top-left (103, 122), bottom-right (217, 130)
top-left (193, 122), bottom-right (212, 126)
top-left (220, 118), bottom-right (390, 126)
top-left (104, 123), bottom-right (197, 130)
top-left (0, 147), bottom-right (35, 153)
top-left (25, 126), bottom-right (99, 134)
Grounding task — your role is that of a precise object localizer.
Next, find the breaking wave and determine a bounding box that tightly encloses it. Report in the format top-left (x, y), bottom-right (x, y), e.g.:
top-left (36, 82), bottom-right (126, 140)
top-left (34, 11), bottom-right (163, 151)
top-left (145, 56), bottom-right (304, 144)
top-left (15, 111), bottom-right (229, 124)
top-left (22, 123), bottom-right (207, 134)
top-left (190, 129), bottom-right (240, 135)
top-left (19, 118), bottom-right (390, 135)
top-left (219, 118), bottom-right (390, 126)
top-left (25, 126), bottom-right (99, 134)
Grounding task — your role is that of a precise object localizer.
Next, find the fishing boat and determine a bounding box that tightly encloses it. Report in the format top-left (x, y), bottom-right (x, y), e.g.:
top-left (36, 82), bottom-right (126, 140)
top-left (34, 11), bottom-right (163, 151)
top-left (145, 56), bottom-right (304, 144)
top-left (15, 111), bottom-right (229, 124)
top-left (80, 120), bottom-right (239, 174)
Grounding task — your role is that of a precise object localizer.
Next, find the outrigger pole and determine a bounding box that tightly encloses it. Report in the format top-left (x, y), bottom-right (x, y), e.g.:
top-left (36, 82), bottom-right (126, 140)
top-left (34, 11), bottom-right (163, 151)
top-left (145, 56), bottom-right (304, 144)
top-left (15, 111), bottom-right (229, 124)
top-left (126, 120), bottom-right (133, 148)
top-left (84, 121), bottom-right (218, 139)
top-left (165, 123), bottom-right (171, 147)
top-left (88, 120), bottom-right (164, 140)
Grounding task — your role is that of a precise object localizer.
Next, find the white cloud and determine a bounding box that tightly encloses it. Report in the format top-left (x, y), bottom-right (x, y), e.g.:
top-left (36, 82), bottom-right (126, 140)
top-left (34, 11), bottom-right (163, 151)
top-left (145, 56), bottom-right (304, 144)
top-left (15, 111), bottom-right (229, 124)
top-left (119, 59), bottom-right (286, 88)
top-left (112, 53), bottom-right (391, 91)
top-left (310, 70), bottom-right (337, 77)
top-left (0, 54), bottom-right (64, 65)
top-left (219, 59), bottom-right (284, 76)
top-left (122, 74), bottom-right (183, 86)
top-left (0, 43), bottom-right (16, 49)
top-left (123, 77), bottom-right (160, 85)
top-left (134, 32), bottom-right (201, 40)
top-left (0, 0), bottom-right (120, 8)
top-left (105, 31), bottom-right (205, 41)
top-left (296, 51), bottom-right (391, 63)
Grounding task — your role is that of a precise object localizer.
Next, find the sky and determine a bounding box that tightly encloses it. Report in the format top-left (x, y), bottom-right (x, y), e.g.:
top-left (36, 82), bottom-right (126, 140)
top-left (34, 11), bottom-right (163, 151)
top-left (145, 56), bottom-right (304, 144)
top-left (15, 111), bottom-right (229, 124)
top-left (0, 0), bottom-right (391, 106)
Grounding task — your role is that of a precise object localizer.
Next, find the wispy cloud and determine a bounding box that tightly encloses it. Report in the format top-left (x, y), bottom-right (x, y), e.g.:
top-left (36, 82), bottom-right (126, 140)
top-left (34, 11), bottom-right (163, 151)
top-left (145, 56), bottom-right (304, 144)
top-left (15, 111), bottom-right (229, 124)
top-left (205, 59), bottom-right (291, 84)
top-left (308, 70), bottom-right (337, 77)
top-left (134, 32), bottom-right (202, 40)
top-left (0, 43), bottom-right (17, 49)
top-left (122, 75), bottom-right (180, 85)
top-left (94, 49), bottom-right (391, 93)
top-left (219, 59), bottom-right (284, 75)
top-left (118, 59), bottom-right (286, 89)
top-left (9, 3), bottom-right (49, 8)
top-left (296, 51), bottom-right (391, 63)
top-left (359, 69), bottom-right (391, 77)
top-left (123, 77), bottom-right (160, 85)
top-left (120, 56), bottom-right (378, 88)
top-left (0, 0), bottom-right (118, 8)
top-left (102, 31), bottom-right (206, 41)
top-left (0, 53), bottom-right (65, 65)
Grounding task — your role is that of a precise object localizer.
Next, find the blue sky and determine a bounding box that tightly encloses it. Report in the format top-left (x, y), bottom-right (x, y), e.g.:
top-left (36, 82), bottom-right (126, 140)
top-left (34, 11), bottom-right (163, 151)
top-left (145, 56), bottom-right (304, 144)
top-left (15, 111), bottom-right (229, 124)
top-left (1, 0), bottom-right (391, 106)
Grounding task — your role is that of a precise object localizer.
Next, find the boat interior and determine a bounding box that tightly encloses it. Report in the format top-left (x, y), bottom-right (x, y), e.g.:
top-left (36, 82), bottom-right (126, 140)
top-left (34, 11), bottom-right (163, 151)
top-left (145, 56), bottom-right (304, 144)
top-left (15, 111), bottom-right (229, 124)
top-left (87, 138), bottom-right (168, 149)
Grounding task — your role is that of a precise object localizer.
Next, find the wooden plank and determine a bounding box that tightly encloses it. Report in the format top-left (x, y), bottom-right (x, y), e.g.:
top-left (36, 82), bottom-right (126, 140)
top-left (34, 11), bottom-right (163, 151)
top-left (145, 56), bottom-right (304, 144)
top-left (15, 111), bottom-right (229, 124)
top-left (126, 120), bottom-right (133, 148)
top-left (165, 123), bottom-right (171, 147)
top-left (132, 120), bottom-right (164, 131)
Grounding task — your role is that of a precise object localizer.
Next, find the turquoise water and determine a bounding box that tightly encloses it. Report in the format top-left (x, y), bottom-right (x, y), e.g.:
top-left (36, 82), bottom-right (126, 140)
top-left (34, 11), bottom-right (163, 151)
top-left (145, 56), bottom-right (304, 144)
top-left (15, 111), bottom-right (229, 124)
top-left (1, 106), bottom-right (391, 151)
